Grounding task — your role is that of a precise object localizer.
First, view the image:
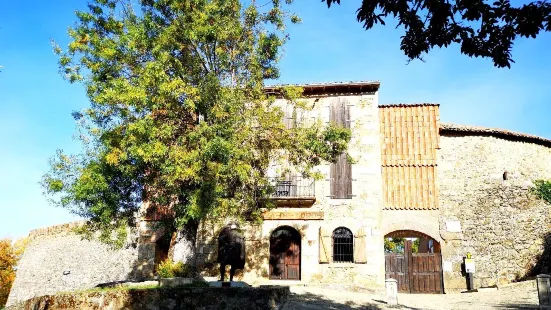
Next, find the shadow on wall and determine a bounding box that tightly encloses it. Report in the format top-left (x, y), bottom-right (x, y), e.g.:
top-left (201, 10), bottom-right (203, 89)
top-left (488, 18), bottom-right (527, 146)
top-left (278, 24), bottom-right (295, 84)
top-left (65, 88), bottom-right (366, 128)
top-left (518, 231), bottom-right (551, 281)
top-left (194, 222), bottom-right (312, 282)
top-left (446, 181), bottom-right (551, 287)
top-left (195, 236), bottom-right (270, 281)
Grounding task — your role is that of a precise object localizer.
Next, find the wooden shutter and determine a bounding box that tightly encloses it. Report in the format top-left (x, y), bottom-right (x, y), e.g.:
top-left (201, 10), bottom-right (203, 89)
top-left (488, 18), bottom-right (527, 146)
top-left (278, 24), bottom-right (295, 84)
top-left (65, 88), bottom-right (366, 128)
top-left (330, 98), bottom-right (352, 199)
top-left (319, 227), bottom-right (331, 263)
top-left (284, 103), bottom-right (293, 129)
top-left (354, 226), bottom-right (367, 263)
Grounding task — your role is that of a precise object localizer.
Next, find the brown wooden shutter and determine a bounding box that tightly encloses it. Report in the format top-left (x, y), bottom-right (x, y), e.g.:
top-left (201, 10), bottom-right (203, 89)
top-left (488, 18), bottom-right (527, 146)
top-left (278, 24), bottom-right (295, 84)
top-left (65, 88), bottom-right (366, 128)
top-left (354, 226), bottom-right (367, 263)
top-left (319, 227), bottom-right (331, 263)
top-left (330, 98), bottom-right (352, 199)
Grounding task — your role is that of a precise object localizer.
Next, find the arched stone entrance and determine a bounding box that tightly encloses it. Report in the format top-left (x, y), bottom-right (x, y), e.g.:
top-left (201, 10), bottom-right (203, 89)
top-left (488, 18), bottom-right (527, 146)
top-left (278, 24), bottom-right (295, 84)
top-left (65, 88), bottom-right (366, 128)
top-left (385, 230), bottom-right (441, 254)
top-left (269, 226), bottom-right (301, 280)
top-left (385, 230), bottom-right (443, 293)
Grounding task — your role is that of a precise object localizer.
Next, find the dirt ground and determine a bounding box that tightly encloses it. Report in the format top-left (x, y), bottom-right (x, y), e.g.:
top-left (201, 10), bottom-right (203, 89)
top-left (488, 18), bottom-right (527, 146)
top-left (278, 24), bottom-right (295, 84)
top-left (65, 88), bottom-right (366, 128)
top-left (281, 280), bottom-right (539, 310)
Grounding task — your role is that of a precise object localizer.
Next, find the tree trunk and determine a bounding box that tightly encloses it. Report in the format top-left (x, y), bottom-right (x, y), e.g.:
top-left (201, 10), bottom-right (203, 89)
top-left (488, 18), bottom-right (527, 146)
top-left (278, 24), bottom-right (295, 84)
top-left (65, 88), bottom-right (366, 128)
top-left (168, 220), bottom-right (199, 266)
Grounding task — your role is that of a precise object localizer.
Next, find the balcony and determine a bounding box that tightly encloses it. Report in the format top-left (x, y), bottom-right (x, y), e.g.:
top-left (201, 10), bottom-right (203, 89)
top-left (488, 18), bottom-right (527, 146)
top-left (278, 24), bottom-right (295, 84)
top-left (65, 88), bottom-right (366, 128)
top-left (268, 176), bottom-right (316, 207)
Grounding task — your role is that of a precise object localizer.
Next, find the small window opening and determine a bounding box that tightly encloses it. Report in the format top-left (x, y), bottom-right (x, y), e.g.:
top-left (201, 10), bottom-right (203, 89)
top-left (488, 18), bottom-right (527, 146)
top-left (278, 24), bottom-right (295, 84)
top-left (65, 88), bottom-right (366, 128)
top-left (332, 227), bottom-right (353, 263)
top-left (503, 171), bottom-right (508, 180)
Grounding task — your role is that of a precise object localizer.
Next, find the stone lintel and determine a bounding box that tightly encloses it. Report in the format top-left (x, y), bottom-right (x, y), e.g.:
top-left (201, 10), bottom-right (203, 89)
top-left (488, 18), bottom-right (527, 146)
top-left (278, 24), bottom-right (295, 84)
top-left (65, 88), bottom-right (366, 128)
top-left (262, 211), bottom-right (324, 220)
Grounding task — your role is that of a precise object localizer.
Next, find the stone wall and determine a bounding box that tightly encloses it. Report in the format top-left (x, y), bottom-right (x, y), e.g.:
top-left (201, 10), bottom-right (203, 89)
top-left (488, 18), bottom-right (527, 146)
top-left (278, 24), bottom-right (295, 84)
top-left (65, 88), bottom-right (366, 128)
top-left (381, 210), bottom-right (442, 242)
top-left (438, 133), bottom-right (551, 291)
top-left (6, 222), bottom-right (154, 307)
top-left (7, 286), bottom-right (290, 310)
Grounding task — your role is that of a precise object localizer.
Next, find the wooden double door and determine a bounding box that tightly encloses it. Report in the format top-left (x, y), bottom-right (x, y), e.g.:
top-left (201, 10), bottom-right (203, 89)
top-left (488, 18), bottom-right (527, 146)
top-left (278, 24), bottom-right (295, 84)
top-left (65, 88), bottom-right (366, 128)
top-left (385, 240), bottom-right (443, 293)
top-left (269, 226), bottom-right (300, 280)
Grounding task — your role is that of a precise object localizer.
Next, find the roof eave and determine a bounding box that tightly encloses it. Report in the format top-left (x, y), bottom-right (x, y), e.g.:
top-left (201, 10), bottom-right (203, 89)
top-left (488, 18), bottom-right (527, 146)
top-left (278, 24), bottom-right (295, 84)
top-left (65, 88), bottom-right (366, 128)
top-left (264, 81), bottom-right (380, 97)
top-left (440, 123), bottom-right (551, 148)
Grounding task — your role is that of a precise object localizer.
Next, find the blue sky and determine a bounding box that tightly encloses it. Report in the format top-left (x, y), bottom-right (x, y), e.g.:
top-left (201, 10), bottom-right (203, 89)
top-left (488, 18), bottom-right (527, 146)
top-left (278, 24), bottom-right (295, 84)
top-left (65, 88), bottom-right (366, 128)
top-left (1, 1), bottom-right (550, 239)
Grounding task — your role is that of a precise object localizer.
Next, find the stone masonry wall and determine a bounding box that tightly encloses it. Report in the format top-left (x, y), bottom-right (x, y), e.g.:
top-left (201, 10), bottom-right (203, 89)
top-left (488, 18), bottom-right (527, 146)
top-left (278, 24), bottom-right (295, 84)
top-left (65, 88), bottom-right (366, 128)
top-left (191, 92), bottom-right (386, 289)
top-left (6, 222), bottom-right (152, 307)
top-left (8, 286), bottom-right (290, 310)
top-left (438, 133), bottom-right (551, 291)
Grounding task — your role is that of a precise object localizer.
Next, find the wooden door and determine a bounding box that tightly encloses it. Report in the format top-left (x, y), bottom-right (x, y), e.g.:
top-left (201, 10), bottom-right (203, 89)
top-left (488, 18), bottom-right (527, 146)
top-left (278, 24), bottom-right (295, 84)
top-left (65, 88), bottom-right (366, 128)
top-left (410, 253), bottom-right (443, 293)
top-left (385, 253), bottom-right (409, 292)
top-left (270, 227), bottom-right (301, 280)
top-left (285, 241), bottom-right (300, 280)
top-left (385, 240), bottom-right (443, 293)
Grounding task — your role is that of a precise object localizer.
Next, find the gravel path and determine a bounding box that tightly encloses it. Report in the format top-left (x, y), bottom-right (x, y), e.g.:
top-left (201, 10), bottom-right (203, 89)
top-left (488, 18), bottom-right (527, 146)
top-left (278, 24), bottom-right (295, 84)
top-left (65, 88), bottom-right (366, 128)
top-left (281, 281), bottom-right (539, 310)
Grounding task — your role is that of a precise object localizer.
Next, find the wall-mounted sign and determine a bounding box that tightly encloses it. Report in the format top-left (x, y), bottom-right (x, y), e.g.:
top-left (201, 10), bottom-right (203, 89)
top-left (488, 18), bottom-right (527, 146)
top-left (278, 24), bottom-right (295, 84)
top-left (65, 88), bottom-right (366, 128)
top-left (465, 258), bottom-right (475, 273)
top-left (446, 221), bottom-right (462, 233)
top-left (262, 211), bottom-right (324, 220)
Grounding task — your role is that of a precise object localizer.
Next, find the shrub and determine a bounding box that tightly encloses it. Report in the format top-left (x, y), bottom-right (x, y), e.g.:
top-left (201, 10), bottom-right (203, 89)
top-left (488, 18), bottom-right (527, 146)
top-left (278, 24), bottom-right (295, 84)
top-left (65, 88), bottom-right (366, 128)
top-left (532, 179), bottom-right (551, 204)
top-left (157, 260), bottom-right (193, 278)
top-left (0, 238), bottom-right (27, 308)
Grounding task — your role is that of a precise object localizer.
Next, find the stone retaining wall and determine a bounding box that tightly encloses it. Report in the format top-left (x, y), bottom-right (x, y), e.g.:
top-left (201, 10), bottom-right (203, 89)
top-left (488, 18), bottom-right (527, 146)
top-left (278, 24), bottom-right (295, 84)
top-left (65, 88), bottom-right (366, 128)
top-left (6, 222), bottom-right (153, 307)
top-left (7, 286), bottom-right (290, 310)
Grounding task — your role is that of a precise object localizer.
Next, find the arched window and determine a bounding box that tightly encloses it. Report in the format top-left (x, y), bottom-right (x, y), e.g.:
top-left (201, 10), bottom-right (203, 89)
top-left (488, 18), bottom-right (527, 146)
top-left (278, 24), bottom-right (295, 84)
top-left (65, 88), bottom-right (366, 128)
top-left (332, 227), bottom-right (353, 263)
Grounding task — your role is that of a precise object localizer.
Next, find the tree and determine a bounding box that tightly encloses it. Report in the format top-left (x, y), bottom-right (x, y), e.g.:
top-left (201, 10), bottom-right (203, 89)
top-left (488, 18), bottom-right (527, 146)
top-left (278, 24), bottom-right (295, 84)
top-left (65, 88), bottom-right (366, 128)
top-left (42, 0), bottom-right (350, 255)
top-left (384, 237), bottom-right (419, 253)
top-left (384, 237), bottom-right (404, 253)
top-left (324, 0), bottom-right (551, 68)
top-left (0, 238), bottom-right (26, 307)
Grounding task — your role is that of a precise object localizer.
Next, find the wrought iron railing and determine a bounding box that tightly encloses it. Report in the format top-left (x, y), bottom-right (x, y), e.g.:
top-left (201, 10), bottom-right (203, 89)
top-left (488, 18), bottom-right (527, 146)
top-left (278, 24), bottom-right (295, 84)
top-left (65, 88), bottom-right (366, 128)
top-left (268, 176), bottom-right (315, 198)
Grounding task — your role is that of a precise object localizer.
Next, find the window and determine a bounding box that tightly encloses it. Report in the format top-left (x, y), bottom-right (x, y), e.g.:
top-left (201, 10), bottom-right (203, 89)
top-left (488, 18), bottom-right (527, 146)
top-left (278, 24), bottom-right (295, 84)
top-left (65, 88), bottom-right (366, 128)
top-left (332, 227), bottom-right (353, 263)
top-left (329, 98), bottom-right (352, 199)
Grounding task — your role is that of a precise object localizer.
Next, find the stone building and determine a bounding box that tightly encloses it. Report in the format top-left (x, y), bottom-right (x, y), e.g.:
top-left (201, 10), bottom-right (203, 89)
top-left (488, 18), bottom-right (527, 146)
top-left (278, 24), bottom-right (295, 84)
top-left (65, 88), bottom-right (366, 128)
top-left (7, 81), bottom-right (551, 305)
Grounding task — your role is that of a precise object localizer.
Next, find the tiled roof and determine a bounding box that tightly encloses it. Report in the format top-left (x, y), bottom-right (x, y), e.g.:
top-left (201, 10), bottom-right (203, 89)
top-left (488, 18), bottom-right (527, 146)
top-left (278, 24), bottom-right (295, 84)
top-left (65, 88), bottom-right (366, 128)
top-left (379, 105), bottom-right (440, 210)
top-left (440, 123), bottom-right (551, 147)
top-left (379, 105), bottom-right (440, 166)
top-left (265, 80), bottom-right (380, 88)
top-left (264, 81), bottom-right (380, 96)
top-left (379, 103), bottom-right (439, 108)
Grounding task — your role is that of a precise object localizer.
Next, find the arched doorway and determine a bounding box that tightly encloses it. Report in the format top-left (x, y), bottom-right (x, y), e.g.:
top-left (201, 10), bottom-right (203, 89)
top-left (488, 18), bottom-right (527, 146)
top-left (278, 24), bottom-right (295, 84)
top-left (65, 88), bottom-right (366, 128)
top-left (385, 230), bottom-right (443, 294)
top-left (269, 226), bottom-right (301, 280)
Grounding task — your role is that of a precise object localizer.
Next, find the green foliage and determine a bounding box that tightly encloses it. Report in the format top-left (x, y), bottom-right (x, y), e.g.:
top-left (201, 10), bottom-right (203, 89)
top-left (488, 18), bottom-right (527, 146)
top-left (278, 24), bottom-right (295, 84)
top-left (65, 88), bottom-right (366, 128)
top-left (532, 179), bottom-right (551, 204)
top-left (43, 0), bottom-right (350, 245)
top-left (384, 237), bottom-right (419, 254)
top-left (0, 238), bottom-right (27, 308)
top-left (59, 280), bottom-right (209, 295)
top-left (384, 237), bottom-right (403, 253)
top-left (412, 238), bottom-right (419, 253)
top-left (72, 221), bottom-right (130, 249)
top-left (324, 0), bottom-right (551, 68)
top-left (157, 260), bottom-right (193, 278)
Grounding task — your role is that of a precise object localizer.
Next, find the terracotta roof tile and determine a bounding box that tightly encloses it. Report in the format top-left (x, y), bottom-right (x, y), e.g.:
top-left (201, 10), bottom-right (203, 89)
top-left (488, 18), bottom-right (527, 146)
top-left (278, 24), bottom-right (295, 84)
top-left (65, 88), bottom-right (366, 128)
top-left (379, 105), bottom-right (440, 166)
top-left (379, 103), bottom-right (440, 108)
top-left (440, 123), bottom-right (551, 147)
top-left (379, 105), bottom-right (440, 210)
